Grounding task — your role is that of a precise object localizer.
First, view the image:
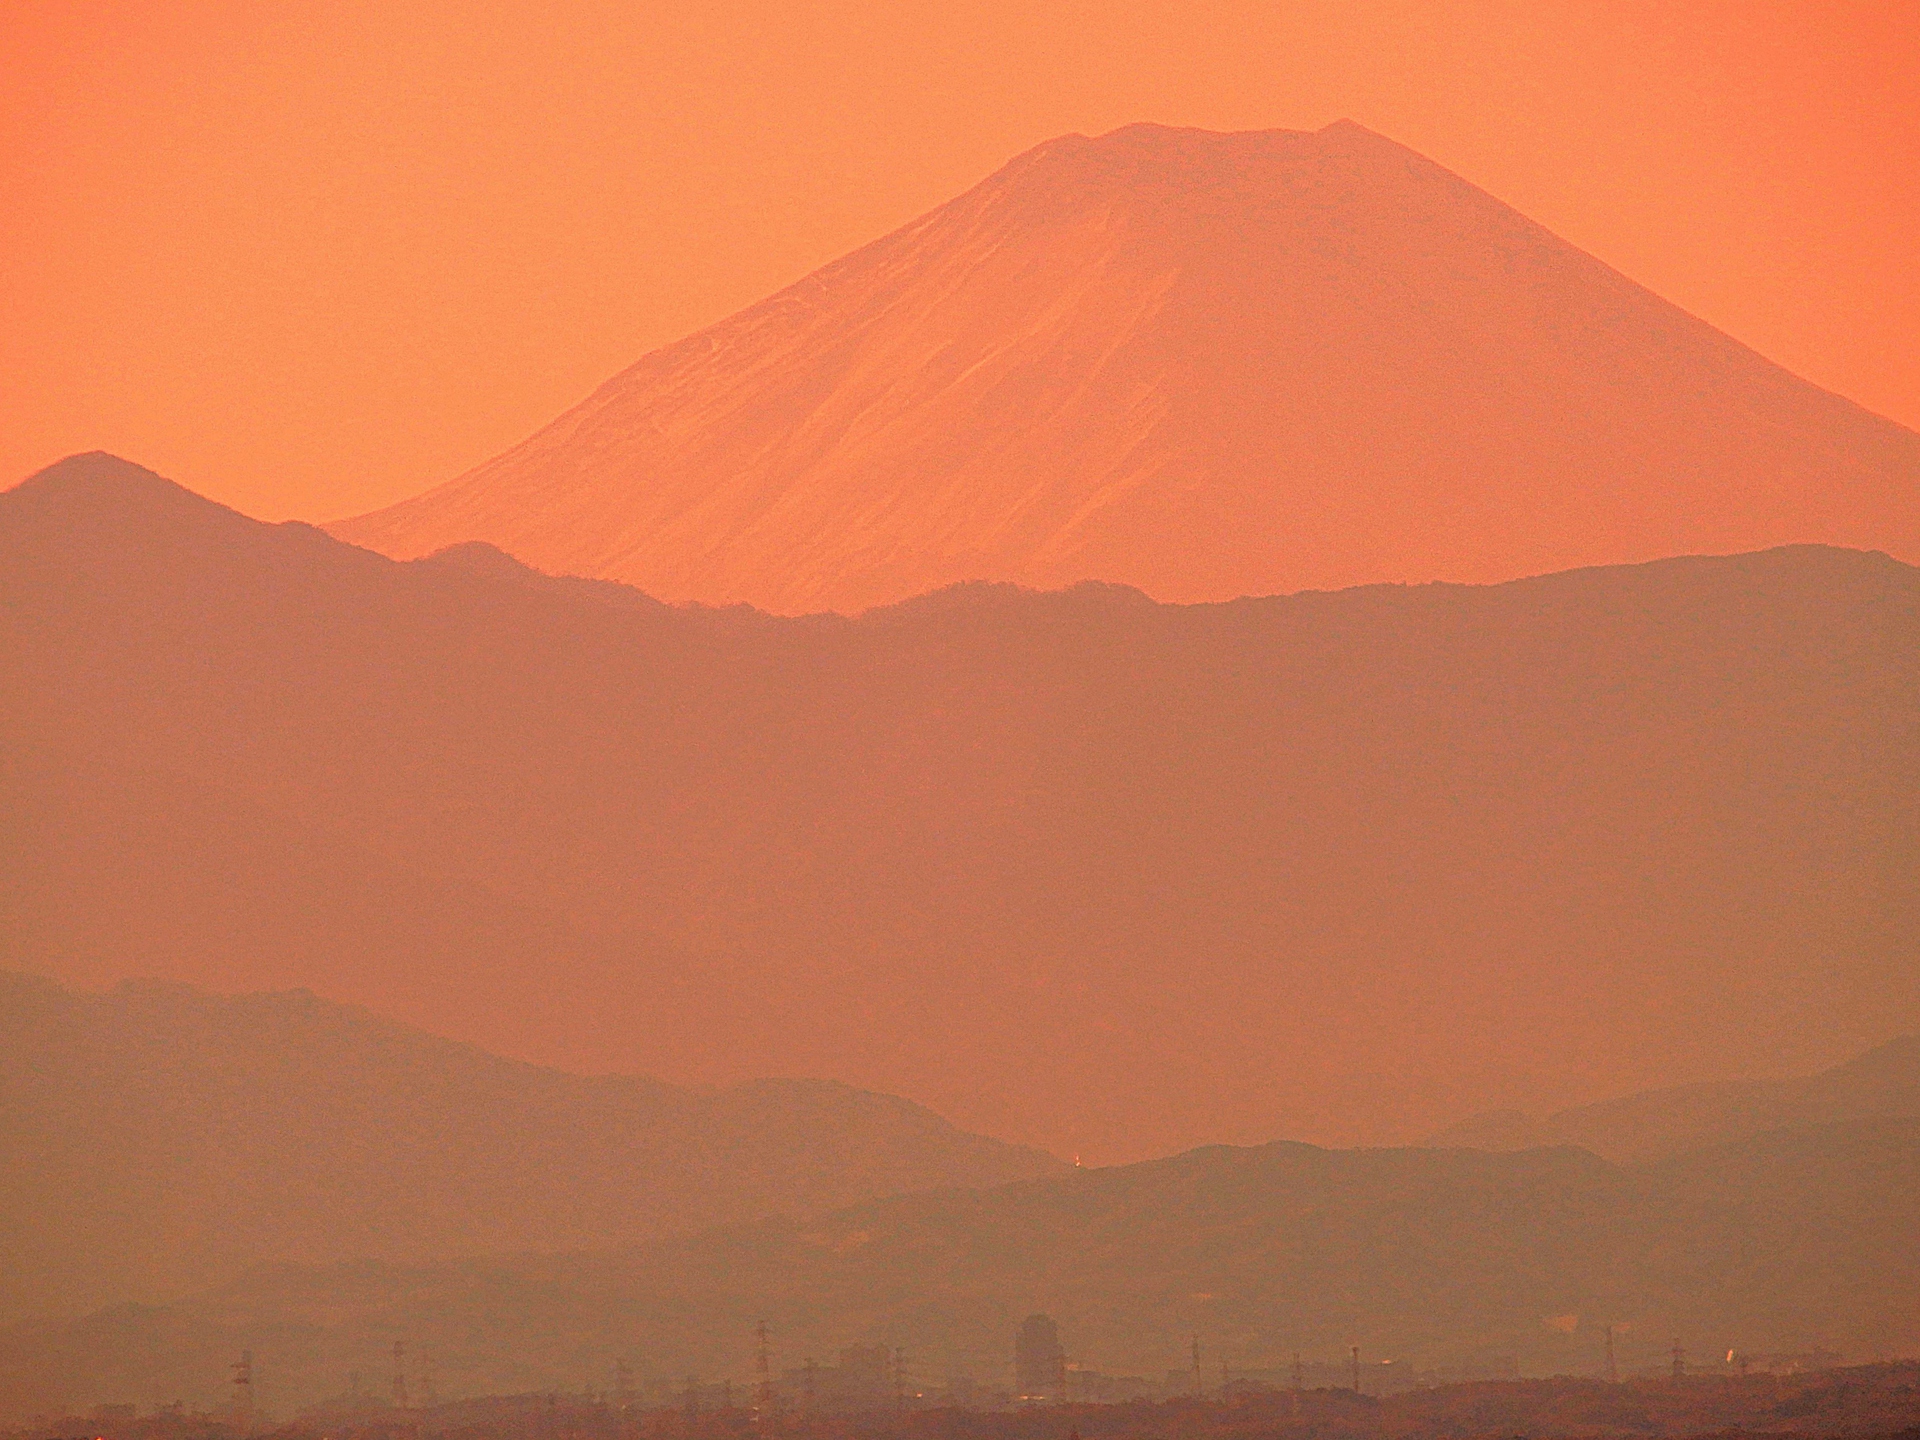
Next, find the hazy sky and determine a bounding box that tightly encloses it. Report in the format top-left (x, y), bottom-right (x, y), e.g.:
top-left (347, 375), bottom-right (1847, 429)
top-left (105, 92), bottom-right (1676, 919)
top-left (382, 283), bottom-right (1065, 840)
top-left (5, 0), bottom-right (1916, 521)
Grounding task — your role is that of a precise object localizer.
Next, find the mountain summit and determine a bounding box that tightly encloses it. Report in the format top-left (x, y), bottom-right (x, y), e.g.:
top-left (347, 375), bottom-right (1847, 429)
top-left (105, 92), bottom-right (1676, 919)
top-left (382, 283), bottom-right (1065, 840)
top-left (331, 121), bottom-right (1918, 612)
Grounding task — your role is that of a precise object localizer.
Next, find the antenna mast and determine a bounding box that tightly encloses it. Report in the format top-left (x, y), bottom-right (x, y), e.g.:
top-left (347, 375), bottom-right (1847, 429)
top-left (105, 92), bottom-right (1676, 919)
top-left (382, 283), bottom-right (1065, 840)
top-left (756, 1321), bottom-right (774, 1416)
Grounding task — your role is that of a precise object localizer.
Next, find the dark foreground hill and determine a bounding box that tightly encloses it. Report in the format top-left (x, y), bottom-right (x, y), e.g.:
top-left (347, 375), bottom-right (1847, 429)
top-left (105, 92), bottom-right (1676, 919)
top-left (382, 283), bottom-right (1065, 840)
top-left (331, 121), bottom-right (1920, 613)
top-left (3, 1116), bottom-right (1914, 1417)
top-left (0, 972), bottom-right (1060, 1325)
top-left (5, 453), bottom-right (1919, 1166)
top-left (1429, 1033), bottom-right (1920, 1161)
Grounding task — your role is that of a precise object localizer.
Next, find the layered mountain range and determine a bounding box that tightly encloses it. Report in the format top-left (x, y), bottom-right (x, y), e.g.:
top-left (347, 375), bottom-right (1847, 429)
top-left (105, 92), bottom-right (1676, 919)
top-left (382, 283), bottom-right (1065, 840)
top-left (11, 112), bottom-right (1920, 1432)
top-left (6, 454), bottom-right (1917, 1167)
top-left (330, 121), bottom-right (1920, 613)
top-left (1428, 1033), bottom-right (1920, 1162)
top-left (5, 1050), bottom-right (1914, 1417)
top-left (0, 971), bottom-right (1060, 1326)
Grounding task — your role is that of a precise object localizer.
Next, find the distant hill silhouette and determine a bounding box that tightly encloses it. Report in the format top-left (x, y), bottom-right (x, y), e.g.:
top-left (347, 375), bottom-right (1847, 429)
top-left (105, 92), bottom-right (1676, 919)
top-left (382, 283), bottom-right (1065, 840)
top-left (6, 453), bottom-right (1919, 1168)
top-left (0, 970), bottom-right (1061, 1326)
top-left (1429, 1034), bottom-right (1920, 1161)
top-left (4, 1112), bottom-right (1914, 1417)
top-left (329, 121), bottom-right (1920, 613)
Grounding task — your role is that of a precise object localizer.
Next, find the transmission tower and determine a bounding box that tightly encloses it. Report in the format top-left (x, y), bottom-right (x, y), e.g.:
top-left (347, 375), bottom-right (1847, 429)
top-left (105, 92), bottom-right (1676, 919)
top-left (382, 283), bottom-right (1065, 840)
top-left (1671, 1340), bottom-right (1686, 1380)
top-left (615, 1361), bottom-right (635, 1410)
top-left (1605, 1326), bottom-right (1618, 1384)
top-left (1190, 1337), bottom-right (1201, 1394)
top-left (893, 1347), bottom-right (906, 1409)
top-left (392, 1341), bottom-right (409, 1410)
top-left (1351, 1345), bottom-right (1361, 1395)
top-left (420, 1352), bottom-right (438, 1410)
top-left (231, 1350), bottom-right (254, 1419)
top-left (755, 1321), bottom-right (774, 1415)
top-left (1291, 1352), bottom-right (1303, 1392)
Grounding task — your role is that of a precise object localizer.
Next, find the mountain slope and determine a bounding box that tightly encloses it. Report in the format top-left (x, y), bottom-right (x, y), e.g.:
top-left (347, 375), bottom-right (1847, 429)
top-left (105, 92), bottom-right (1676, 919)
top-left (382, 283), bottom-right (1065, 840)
top-left (330, 121), bottom-right (1920, 613)
top-left (0, 971), bottom-right (1062, 1326)
top-left (6, 1120), bottom-right (1915, 1416)
top-left (6, 453), bottom-right (1919, 1168)
top-left (1429, 1034), bottom-right (1920, 1161)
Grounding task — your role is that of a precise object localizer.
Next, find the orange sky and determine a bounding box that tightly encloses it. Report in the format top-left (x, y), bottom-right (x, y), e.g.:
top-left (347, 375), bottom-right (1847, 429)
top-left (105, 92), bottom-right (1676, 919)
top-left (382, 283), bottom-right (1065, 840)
top-left (4, 1), bottom-right (1916, 523)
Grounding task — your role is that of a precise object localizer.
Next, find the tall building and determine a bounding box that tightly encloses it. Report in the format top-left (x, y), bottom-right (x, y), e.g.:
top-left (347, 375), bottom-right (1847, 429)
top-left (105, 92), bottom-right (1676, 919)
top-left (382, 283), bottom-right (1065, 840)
top-left (1014, 1315), bottom-right (1066, 1398)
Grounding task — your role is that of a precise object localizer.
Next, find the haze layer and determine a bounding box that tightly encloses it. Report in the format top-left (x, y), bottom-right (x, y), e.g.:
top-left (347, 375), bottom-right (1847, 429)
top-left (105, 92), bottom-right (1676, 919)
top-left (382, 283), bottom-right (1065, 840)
top-left (331, 122), bottom-right (1920, 613)
top-left (10, 455), bottom-right (1917, 1163)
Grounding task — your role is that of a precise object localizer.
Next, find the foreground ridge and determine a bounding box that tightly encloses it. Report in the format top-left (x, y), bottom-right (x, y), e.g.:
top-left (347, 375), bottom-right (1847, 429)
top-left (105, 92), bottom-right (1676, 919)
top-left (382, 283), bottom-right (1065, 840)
top-left (7, 457), bottom-right (1918, 1169)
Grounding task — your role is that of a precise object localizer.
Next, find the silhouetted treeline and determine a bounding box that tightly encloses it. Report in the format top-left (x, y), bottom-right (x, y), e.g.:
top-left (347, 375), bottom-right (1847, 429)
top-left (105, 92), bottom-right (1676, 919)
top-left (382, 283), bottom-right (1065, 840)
top-left (14, 1365), bottom-right (1920, 1440)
